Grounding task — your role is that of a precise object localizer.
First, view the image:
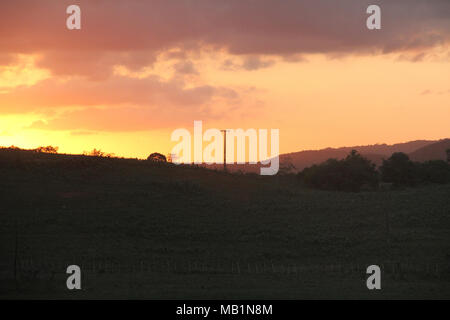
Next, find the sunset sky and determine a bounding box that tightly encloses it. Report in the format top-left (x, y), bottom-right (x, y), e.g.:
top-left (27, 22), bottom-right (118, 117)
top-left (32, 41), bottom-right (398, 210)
top-left (0, 0), bottom-right (449, 159)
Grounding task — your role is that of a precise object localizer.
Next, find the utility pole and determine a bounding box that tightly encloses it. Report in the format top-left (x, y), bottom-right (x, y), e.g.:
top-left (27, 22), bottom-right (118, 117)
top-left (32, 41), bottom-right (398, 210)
top-left (221, 130), bottom-right (227, 172)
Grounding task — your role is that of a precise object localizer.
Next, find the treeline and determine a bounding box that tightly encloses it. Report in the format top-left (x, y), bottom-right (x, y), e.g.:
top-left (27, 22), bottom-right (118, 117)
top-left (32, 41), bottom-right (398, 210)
top-left (1, 145), bottom-right (59, 153)
top-left (2, 145), bottom-right (117, 157)
top-left (298, 150), bottom-right (450, 192)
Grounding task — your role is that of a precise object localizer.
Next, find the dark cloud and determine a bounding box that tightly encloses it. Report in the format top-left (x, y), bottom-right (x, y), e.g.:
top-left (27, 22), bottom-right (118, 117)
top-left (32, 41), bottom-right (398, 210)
top-left (222, 56), bottom-right (276, 71)
top-left (1, 0), bottom-right (449, 76)
top-left (173, 61), bottom-right (199, 75)
top-left (241, 56), bottom-right (276, 71)
top-left (35, 51), bottom-right (158, 80)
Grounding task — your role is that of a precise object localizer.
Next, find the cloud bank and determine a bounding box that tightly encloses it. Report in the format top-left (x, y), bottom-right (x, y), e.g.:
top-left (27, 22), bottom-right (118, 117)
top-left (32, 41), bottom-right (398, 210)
top-left (0, 0), bottom-right (449, 132)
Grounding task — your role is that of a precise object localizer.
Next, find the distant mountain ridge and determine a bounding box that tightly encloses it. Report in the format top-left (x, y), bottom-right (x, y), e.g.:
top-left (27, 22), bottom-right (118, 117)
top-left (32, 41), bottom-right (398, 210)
top-left (3, 138), bottom-right (448, 175)
top-left (203, 138), bottom-right (449, 173)
top-left (409, 139), bottom-right (450, 162)
top-left (280, 139), bottom-right (442, 171)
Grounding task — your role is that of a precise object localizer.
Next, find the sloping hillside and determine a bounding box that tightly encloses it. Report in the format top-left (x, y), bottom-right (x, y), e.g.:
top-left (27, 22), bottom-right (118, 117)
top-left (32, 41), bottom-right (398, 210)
top-left (281, 140), bottom-right (438, 171)
top-left (1, 147), bottom-right (450, 299)
top-left (409, 139), bottom-right (450, 162)
top-left (202, 139), bottom-right (442, 173)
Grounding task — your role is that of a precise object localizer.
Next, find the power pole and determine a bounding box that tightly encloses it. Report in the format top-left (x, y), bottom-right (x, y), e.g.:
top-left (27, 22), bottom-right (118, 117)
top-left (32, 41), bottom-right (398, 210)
top-left (221, 130), bottom-right (227, 172)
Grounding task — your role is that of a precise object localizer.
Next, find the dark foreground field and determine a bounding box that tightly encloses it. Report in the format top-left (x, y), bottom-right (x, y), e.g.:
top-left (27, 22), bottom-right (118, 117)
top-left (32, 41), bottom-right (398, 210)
top-left (1, 149), bottom-right (449, 299)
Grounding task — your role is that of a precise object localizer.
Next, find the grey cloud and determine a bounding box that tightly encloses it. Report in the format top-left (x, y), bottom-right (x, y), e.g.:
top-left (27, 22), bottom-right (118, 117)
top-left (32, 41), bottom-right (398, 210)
top-left (0, 0), bottom-right (449, 76)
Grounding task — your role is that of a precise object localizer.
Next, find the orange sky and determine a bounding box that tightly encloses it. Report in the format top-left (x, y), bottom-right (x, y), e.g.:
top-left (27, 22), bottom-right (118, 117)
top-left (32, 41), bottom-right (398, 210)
top-left (0, 1), bottom-right (449, 159)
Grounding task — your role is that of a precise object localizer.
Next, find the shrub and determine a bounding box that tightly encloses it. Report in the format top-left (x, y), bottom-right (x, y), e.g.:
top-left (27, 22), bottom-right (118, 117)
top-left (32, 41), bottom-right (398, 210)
top-left (417, 160), bottom-right (450, 184)
top-left (147, 152), bottom-right (167, 162)
top-left (379, 152), bottom-right (418, 186)
top-left (298, 150), bottom-right (378, 192)
top-left (83, 148), bottom-right (115, 158)
top-left (34, 146), bottom-right (59, 154)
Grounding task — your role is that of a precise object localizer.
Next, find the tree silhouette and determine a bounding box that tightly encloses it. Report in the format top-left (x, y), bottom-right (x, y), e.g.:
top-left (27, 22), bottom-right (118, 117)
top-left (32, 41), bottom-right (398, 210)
top-left (380, 152), bottom-right (417, 186)
top-left (147, 152), bottom-right (167, 162)
top-left (298, 150), bottom-right (378, 191)
top-left (418, 160), bottom-right (450, 184)
top-left (34, 146), bottom-right (59, 153)
top-left (84, 148), bottom-right (114, 158)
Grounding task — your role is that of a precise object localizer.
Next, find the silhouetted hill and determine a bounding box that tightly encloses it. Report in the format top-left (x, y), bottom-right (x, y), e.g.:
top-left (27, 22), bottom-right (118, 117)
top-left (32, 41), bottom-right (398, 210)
top-left (201, 139), bottom-right (442, 173)
top-left (1, 145), bottom-right (450, 299)
top-left (409, 139), bottom-right (450, 162)
top-left (281, 140), bottom-right (438, 171)
top-left (2, 138), bottom-right (447, 176)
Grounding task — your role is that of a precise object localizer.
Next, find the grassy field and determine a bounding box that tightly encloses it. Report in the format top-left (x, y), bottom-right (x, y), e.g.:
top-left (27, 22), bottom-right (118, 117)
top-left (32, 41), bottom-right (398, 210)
top-left (1, 149), bottom-right (450, 299)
